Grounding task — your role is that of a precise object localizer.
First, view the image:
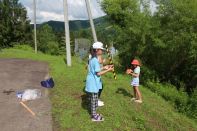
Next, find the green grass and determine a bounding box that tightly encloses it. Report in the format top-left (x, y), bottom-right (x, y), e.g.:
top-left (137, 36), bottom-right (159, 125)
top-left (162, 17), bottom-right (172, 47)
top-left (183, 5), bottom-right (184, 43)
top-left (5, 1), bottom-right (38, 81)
top-left (0, 47), bottom-right (197, 131)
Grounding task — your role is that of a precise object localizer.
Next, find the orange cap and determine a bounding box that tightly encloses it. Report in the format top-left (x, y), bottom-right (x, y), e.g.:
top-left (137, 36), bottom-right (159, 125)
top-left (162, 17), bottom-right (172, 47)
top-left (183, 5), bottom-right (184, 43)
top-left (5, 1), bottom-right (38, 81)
top-left (131, 59), bottom-right (140, 66)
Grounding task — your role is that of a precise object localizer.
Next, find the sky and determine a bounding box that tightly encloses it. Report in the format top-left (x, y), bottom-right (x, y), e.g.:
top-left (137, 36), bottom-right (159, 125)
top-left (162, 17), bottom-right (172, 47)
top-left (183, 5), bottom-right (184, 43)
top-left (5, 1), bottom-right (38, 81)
top-left (19, 0), bottom-right (157, 24)
top-left (19, 0), bottom-right (106, 23)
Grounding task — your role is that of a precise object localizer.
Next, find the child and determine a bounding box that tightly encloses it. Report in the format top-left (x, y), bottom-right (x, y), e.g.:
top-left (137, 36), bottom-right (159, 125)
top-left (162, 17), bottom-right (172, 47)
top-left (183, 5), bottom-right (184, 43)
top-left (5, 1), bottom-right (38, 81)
top-left (85, 47), bottom-right (94, 70)
top-left (87, 49), bottom-right (105, 107)
top-left (97, 55), bottom-right (106, 107)
top-left (85, 42), bottom-right (114, 122)
top-left (126, 59), bottom-right (142, 103)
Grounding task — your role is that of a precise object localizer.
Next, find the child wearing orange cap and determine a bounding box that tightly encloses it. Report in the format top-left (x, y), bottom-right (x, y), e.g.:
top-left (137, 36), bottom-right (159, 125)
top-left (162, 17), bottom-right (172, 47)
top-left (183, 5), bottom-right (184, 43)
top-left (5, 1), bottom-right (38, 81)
top-left (126, 59), bottom-right (142, 103)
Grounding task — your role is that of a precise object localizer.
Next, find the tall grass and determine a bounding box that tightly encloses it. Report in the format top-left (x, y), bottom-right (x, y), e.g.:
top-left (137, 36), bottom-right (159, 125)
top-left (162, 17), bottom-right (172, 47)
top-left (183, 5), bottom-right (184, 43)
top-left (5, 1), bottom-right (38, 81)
top-left (145, 81), bottom-right (197, 121)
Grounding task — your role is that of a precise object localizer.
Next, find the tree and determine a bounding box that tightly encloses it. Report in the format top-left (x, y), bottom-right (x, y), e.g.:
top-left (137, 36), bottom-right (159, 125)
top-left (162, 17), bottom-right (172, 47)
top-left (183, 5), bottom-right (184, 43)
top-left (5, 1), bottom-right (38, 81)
top-left (102, 0), bottom-right (197, 91)
top-left (37, 24), bottom-right (59, 55)
top-left (102, 0), bottom-right (152, 67)
top-left (143, 0), bottom-right (197, 91)
top-left (0, 0), bottom-right (31, 48)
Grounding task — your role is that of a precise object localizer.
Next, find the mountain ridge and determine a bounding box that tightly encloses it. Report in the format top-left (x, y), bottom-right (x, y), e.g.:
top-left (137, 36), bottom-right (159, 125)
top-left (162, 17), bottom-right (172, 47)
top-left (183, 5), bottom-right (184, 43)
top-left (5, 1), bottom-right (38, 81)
top-left (32, 16), bottom-right (109, 32)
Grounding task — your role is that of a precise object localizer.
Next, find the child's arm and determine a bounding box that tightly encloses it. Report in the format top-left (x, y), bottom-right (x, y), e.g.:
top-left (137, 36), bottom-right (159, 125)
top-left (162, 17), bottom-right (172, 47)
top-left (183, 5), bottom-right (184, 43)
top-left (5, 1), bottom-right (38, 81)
top-left (101, 65), bottom-right (110, 70)
top-left (97, 66), bottom-right (114, 76)
top-left (101, 65), bottom-right (114, 70)
top-left (130, 72), bottom-right (139, 77)
top-left (126, 69), bottom-right (139, 77)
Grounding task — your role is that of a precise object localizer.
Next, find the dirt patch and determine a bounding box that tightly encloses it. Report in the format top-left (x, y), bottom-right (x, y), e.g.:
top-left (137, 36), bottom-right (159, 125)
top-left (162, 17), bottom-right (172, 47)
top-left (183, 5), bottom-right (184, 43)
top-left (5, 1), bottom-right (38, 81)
top-left (0, 58), bottom-right (52, 131)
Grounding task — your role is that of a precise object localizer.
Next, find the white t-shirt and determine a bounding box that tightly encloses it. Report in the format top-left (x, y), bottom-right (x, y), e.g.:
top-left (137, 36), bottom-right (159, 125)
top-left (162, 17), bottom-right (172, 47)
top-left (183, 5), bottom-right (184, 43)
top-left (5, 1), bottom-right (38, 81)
top-left (134, 66), bottom-right (140, 78)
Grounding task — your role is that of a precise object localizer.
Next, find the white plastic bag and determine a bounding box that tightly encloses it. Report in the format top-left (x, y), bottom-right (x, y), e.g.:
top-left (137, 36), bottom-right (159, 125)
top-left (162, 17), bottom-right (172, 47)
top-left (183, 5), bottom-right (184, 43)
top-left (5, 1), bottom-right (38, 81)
top-left (22, 89), bottom-right (41, 101)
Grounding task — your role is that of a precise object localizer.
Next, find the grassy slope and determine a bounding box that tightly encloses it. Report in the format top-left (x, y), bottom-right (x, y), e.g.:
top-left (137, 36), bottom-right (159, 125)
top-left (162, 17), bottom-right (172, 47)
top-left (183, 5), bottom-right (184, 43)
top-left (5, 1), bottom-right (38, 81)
top-left (0, 48), bottom-right (197, 131)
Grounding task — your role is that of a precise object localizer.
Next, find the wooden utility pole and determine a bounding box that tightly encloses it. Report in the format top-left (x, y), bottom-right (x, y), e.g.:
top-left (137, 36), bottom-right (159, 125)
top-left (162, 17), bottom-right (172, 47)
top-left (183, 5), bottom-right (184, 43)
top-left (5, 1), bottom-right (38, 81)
top-left (85, 0), bottom-right (97, 42)
top-left (63, 0), bottom-right (72, 66)
top-left (33, 0), bottom-right (37, 53)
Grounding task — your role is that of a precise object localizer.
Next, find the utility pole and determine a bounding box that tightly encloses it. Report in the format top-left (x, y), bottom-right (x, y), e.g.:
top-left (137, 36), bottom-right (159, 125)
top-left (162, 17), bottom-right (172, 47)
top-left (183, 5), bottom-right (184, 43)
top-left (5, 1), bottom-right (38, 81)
top-left (63, 0), bottom-right (72, 66)
top-left (33, 0), bottom-right (37, 53)
top-left (85, 0), bottom-right (97, 42)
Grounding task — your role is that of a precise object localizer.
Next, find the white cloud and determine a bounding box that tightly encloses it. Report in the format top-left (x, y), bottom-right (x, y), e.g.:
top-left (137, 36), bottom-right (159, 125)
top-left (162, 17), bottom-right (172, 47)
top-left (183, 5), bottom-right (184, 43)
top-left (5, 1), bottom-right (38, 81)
top-left (19, 0), bottom-right (106, 23)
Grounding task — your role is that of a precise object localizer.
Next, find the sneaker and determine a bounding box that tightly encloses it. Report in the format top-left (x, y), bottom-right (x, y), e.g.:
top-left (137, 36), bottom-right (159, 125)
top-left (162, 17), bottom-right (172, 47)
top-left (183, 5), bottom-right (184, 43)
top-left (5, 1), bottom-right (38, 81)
top-left (98, 100), bottom-right (104, 107)
top-left (98, 99), bottom-right (104, 103)
top-left (131, 98), bottom-right (136, 101)
top-left (134, 100), bottom-right (143, 103)
top-left (91, 114), bottom-right (104, 122)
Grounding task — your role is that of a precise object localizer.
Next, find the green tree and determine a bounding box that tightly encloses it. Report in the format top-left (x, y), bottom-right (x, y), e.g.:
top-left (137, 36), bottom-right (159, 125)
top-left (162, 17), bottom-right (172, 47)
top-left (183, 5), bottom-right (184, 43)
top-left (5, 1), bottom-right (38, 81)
top-left (37, 24), bottom-right (59, 55)
top-left (102, 0), bottom-right (152, 67)
top-left (143, 0), bottom-right (197, 91)
top-left (0, 0), bottom-right (31, 48)
top-left (55, 31), bottom-right (66, 55)
top-left (102, 0), bottom-right (197, 91)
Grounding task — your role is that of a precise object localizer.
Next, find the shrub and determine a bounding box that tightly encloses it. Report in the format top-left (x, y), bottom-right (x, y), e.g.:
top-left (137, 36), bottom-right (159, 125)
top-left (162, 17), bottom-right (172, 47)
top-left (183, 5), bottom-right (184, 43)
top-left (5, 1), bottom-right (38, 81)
top-left (46, 41), bottom-right (59, 55)
top-left (140, 66), bottom-right (158, 84)
top-left (13, 44), bottom-right (34, 52)
top-left (187, 89), bottom-right (197, 120)
top-left (145, 81), bottom-right (188, 113)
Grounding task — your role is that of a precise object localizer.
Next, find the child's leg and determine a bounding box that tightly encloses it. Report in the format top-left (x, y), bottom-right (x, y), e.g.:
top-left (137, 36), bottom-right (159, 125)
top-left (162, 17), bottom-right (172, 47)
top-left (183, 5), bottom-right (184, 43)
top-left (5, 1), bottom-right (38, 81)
top-left (98, 83), bottom-right (104, 99)
top-left (133, 87), bottom-right (136, 98)
top-left (90, 93), bottom-right (104, 121)
top-left (90, 93), bottom-right (98, 117)
top-left (135, 87), bottom-right (142, 100)
top-left (98, 89), bottom-right (103, 98)
top-left (95, 93), bottom-right (98, 108)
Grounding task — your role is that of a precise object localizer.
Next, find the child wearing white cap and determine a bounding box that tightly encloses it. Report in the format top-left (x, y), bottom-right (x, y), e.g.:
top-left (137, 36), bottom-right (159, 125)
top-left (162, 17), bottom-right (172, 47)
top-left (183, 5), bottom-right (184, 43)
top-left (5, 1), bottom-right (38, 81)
top-left (85, 42), bottom-right (114, 122)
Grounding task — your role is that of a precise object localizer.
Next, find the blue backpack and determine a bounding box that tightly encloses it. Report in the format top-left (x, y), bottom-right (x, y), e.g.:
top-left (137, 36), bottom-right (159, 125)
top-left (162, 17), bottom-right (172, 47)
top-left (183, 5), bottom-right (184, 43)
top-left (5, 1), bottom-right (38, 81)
top-left (41, 78), bottom-right (54, 88)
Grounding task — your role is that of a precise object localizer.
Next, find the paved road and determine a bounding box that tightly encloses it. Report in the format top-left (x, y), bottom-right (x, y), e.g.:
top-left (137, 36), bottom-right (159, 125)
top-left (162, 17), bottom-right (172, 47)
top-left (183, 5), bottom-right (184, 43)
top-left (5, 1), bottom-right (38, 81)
top-left (0, 58), bottom-right (52, 131)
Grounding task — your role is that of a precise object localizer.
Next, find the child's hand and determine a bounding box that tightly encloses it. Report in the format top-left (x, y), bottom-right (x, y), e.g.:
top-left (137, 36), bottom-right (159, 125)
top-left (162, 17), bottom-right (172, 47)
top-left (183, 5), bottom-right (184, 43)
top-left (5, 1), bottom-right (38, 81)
top-left (104, 65), bottom-right (114, 70)
top-left (103, 65), bottom-right (110, 70)
top-left (107, 65), bottom-right (114, 72)
top-left (109, 65), bottom-right (114, 68)
top-left (126, 69), bottom-right (132, 74)
top-left (126, 69), bottom-right (129, 74)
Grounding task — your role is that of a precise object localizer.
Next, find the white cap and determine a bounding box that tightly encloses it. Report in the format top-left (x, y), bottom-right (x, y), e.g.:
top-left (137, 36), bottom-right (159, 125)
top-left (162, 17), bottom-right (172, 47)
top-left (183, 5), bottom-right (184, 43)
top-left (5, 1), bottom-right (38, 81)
top-left (92, 42), bottom-right (105, 50)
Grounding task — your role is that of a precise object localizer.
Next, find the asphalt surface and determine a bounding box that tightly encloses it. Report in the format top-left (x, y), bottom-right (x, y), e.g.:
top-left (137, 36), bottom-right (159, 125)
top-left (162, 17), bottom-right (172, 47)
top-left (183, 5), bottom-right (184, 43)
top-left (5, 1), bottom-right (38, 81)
top-left (0, 58), bottom-right (52, 131)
